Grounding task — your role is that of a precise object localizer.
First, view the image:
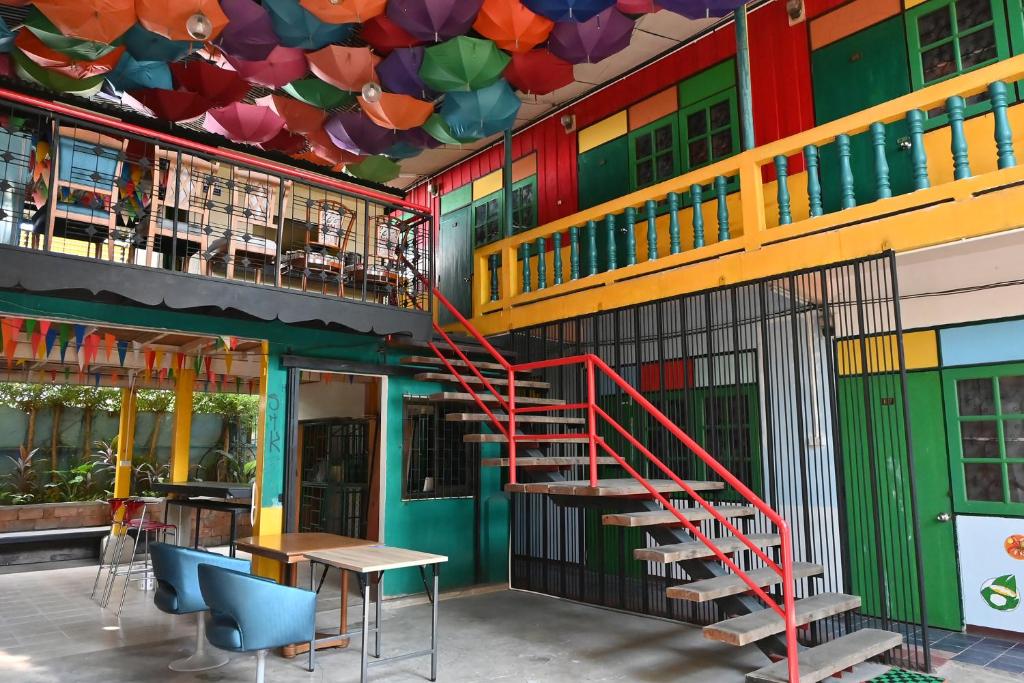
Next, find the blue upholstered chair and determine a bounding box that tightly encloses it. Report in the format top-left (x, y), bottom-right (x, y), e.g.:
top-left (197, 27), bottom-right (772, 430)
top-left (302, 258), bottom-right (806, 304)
top-left (198, 563), bottom-right (317, 683)
top-left (149, 543), bottom-right (250, 672)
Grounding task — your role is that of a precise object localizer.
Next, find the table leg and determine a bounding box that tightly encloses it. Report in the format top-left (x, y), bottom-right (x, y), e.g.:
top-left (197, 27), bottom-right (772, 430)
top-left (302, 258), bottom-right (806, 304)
top-left (360, 572), bottom-right (370, 683)
top-left (374, 571), bottom-right (382, 658)
top-left (341, 570), bottom-right (349, 642)
top-left (308, 561), bottom-right (316, 673)
top-left (431, 564), bottom-right (439, 682)
top-left (193, 507), bottom-right (202, 549)
top-left (228, 510), bottom-right (238, 558)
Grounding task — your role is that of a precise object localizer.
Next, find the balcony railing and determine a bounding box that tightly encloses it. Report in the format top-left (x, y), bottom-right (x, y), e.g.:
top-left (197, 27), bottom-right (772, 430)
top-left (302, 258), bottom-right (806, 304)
top-left (472, 54), bottom-right (1024, 334)
top-left (0, 87), bottom-right (433, 314)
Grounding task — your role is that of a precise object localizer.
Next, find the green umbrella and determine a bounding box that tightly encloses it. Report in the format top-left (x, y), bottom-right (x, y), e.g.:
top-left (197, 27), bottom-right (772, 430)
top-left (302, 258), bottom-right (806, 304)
top-left (281, 77), bottom-right (355, 110)
top-left (422, 114), bottom-right (479, 145)
top-left (23, 9), bottom-right (122, 61)
top-left (346, 155), bottom-right (400, 183)
top-left (12, 50), bottom-right (105, 96)
top-left (420, 36), bottom-right (510, 93)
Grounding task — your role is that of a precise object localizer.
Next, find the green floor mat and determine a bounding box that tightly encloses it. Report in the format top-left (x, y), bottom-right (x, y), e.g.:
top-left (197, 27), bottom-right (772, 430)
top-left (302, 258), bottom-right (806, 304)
top-left (871, 669), bottom-right (944, 683)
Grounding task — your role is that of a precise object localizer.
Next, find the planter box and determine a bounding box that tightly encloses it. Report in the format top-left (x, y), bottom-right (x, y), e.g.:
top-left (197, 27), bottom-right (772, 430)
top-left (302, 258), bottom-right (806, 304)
top-left (0, 500), bottom-right (109, 533)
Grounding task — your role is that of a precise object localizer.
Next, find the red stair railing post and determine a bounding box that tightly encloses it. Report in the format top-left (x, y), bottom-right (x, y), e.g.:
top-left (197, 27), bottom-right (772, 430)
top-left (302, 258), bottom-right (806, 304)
top-left (586, 357), bottom-right (598, 487)
top-left (507, 366), bottom-right (517, 485)
top-left (779, 524), bottom-right (800, 683)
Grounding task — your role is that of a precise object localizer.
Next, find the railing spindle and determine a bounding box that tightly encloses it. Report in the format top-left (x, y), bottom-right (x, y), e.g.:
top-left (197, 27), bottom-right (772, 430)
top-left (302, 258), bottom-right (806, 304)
top-left (536, 236), bottom-right (547, 289)
top-left (489, 253), bottom-right (499, 301)
top-left (569, 225), bottom-right (580, 280)
top-left (605, 213), bottom-right (617, 271)
top-left (667, 192), bottom-right (681, 254)
top-left (691, 183), bottom-right (704, 248)
top-left (837, 133), bottom-right (856, 209)
top-left (715, 175), bottom-right (729, 241)
top-left (907, 109), bottom-right (930, 190)
top-left (774, 155), bottom-right (791, 225)
top-left (804, 144), bottom-right (823, 217)
top-left (623, 207), bottom-right (637, 266)
top-left (947, 95), bottom-right (971, 180)
top-left (645, 199), bottom-right (658, 260)
top-left (521, 242), bottom-right (531, 293)
top-left (990, 81), bottom-right (1017, 169)
top-left (870, 122), bottom-right (891, 200)
top-left (553, 231), bottom-right (563, 285)
top-left (586, 219), bottom-right (598, 276)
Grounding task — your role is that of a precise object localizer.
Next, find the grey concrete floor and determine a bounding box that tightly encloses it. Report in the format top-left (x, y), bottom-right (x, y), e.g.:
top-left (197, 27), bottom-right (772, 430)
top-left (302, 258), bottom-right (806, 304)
top-left (0, 560), bottom-right (1007, 682)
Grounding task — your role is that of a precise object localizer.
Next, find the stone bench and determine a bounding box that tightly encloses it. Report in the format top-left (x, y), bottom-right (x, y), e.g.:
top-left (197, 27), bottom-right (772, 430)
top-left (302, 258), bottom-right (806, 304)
top-left (0, 525), bottom-right (109, 567)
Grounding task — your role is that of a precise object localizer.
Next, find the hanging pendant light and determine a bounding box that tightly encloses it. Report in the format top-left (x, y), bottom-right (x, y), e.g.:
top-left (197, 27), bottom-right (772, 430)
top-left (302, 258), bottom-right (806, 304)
top-left (361, 81), bottom-right (383, 103)
top-left (186, 13), bottom-right (214, 41)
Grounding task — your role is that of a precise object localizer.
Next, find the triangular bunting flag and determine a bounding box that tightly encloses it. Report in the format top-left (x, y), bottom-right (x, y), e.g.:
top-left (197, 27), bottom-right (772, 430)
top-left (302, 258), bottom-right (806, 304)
top-left (30, 331), bottom-right (42, 360)
top-left (73, 324), bottom-right (85, 350)
top-left (144, 348), bottom-right (156, 377)
top-left (193, 354), bottom-right (203, 374)
top-left (84, 334), bottom-right (101, 367)
top-left (116, 340), bottom-right (129, 367)
top-left (94, 372), bottom-right (101, 387)
top-left (23, 319), bottom-right (36, 336)
top-left (103, 333), bottom-right (116, 362)
top-left (224, 351), bottom-right (233, 376)
top-left (58, 324), bottom-right (72, 362)
top-left (154, 350), bottom-right (165, 375)
top-left (43, 324), bottom-right (57, 359)
top-left (112, 372), bottom-right (120, 386)
top-left (175, 353), bottom-right (185, 372)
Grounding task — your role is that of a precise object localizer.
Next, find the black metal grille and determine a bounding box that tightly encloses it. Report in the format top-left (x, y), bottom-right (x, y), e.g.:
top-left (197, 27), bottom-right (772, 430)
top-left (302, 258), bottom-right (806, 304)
top-left (402, 397), bottom-right (477, 500)
top-left (298, 418), bottom-right (372, 539)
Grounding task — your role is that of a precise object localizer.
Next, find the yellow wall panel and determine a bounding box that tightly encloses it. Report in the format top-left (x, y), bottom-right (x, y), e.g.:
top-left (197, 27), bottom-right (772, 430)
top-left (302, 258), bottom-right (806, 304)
top-left (837, 330), bottom-right (939, 375)
top-left (578, 111), bottom-right (628, 154)
top-left (471, 153), bottom-right (539, 200)
top-left (473, 169), bottom-right (503, 200)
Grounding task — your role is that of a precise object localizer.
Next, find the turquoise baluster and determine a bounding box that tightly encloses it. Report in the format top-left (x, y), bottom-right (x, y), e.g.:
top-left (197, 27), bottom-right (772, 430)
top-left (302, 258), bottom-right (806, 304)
top-left (691, 183), bottom-right (704, 248)
top-left (586, 220), bottom-right (598, 276)
top-left (870, 122), bottom-right (891, 200)
top-left (989, 81), bottom-right (1017, 169)
top-left (605, 213), bottom-right (617, 270)
top-left (623, 207), bottom-right (637, 266)
top-left (645, 199), bottom-right (658, 260)
top-left (569, 226), bottom-right (580, 280)
top-left (553, 232), bottom-right (563, 285)
top-left (804, 144), bottom-right (823, 217)
top-left (774, 155), bottom-right (791, 225)
top-left (521, 242), bottom-right (531, 293)
top-left (667, 192), bottom-right (681, 254)
top-left (536, 236), bottom-right (547, 289)
top-left (947, 95), bottom-right (971, 180)
top-left (489, 254), bottom-right (499, 301)
top-left (715, 175), bottom-right (729, 241)
top-left (837, 133), bottom-right (856, 209)
top-left (907, 109), bottom-right (930, 190)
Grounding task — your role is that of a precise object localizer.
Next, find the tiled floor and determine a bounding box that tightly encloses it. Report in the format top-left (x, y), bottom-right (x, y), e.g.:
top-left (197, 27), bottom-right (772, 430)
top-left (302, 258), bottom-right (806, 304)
top-left (930, 628), bottom-right (1024, 677)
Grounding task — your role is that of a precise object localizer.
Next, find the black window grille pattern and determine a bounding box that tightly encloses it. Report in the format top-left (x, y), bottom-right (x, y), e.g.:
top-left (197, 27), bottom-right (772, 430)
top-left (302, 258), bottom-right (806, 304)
top-left (298, 418), bottom-right (372, 538)
top-left (403, 397), bottom-right (477, 500)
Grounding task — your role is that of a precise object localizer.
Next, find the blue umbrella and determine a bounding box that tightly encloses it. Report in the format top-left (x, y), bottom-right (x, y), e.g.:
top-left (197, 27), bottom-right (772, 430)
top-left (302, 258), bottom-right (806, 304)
top-left (107, 52), bottom-right (173, 91)
top-left (384, 141), bottom-right (424, 159)
top-left (263, 0), bottom-right (357, 50)
top-left (0, 18), bottom-right (13, 54)
top-left (523, 0), bottom-right (616, 22)
top-left (440, 79), bottom-right (521, 140)
top-left (122, 24), bottom-right (200, 63)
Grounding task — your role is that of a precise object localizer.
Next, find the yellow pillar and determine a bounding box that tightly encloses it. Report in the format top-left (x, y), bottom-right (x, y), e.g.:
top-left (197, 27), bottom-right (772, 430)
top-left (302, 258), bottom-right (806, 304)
top-left (169, 369), bottom-right (195, 483)
top-left (250, 341), bottom-right (283, 580)
top-left (113, 386), bottom-right (137, 498)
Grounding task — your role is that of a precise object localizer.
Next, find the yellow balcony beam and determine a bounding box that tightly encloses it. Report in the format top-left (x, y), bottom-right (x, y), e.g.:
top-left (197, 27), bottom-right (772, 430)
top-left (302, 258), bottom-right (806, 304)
top-left (169, 368), bottom-right (195, 483)
top-left (113, 386), bottom-right (137, 499)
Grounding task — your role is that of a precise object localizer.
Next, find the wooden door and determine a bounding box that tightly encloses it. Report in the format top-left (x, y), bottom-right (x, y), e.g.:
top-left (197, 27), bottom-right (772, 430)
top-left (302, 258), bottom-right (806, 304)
top-left (437, 205), bottom-right (472, 325)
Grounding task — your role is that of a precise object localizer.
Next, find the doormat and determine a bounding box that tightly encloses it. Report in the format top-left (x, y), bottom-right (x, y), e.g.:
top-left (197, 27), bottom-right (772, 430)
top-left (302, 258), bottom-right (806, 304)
top-left (871, 669), bottom-right (944, 683)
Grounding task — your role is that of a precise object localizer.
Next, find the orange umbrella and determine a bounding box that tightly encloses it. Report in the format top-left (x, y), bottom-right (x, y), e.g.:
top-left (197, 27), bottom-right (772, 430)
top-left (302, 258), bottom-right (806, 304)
top-left (473, 0), bottom-right (554, 53)
top-left (137, 0), bottom-right (230, 41)
top-left (358, 92), bottom-right (433, 131)
top-left (308, 46), bottom-right (380, 92)
top-left (14, 28), bottom-right (124, 79)
top-left (33, 0), bottom-right (136, 43)
top-left (255, 94), bottom-right (326, 135)
top-left (299, 0), bottom-right (386, 23)
top-left (306, 128), bottom-right (363, 167)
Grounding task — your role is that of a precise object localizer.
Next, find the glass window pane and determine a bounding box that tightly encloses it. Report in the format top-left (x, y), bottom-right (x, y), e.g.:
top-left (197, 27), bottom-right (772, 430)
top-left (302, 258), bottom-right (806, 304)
top-left (918, 6), bottom-right (953, 45)
top-left (710, 100), bottom-right (732, 129)
top-left (656, 153), bottom-right (675, 181)
top-left (1001, 376), bottom-right (1024, 414)
top-left (1006, 421), bottom-right (1024, 458)
top-left (1010, 463), bottom-right (1024, 503)
top-left (965, 462), bottom-right (1004, 501)
top-left (958, 378), bottom-right (995, 415)
top-left (635, 134), bottom-right (652, 159)
top-left (689, 139), bottom-right (709, 167)
top-left (637, 160), bottom-right (654, 187)
top-left (711, 131), bottom-right (733, 160)
top-left (687, 111), bottom-right (707, 137)
top-left (922, 42), bottom-right (957, 83)
top-left (961, 420), bottom-right (1000, 457)
top-left (956, 0), bottom-right (993, 30)
top-left (654, 125), bottom-right (673, 152)
top-left (960, 27), bottom-right (998, 70)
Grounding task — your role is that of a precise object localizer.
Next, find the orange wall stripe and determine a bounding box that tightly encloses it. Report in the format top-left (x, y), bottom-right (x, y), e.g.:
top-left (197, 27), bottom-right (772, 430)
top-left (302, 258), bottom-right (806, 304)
top-left (628, 88), bottom-right (678, 131)
top-left (809, 0), bottom-right (901, 50)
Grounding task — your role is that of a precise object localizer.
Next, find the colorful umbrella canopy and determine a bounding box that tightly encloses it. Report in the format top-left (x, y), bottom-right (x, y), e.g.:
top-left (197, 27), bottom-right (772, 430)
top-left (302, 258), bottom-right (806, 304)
top-left (15, 28), bottom-right (124, 79)
top-left (307, 127), bottom-right (364, 166)
top-left (123, 24), bottom-right (201, 62)
top-left (256, 93), bottom-right (325, 134)
top-left (377, 47), bottom-right (437, 100)
top-left (524, 0), bottom-right (616, 22)
top-left (282, 77), bottom-right (355, 110)
top-left (422, 112), bottom-right (479, 144)
top-left (324, 111), bottom-right (396, 155)
top-left (658, 0), bottom-right (743, 18)
top-left (123, 88), bottom-right (212, 122)
top-left (224, 45), bottom-right (308, 88)
top-left (359, 92), bottom-right (434, 130)
top-left (346, 155), bottom-right (399, 183)
top-left (33, 0), bottom-right (136, 44)
top-left (23, 9), bottom-right (120, 60)
top-left (398, 126), bottom-right (442, 150)
top-left (548, 7), bottom-right (634, 64)
top-left (616, 0), bottom-right (661, 12)
top-left (505, 49), bottom-right (574, 95)
top-left (216, 0), bottom-right (278, 61)
top-left (263, 0), bottom-right (356, 50)
top-left (107, 52), bottom-right (173, 91)
top-left (440, 79), bottom-right (521, 139)
top-left (420, 36), bottom-right (509, 92)
top-left (473, 0), bottom-right (554, 53)
top-left (383, 141), bottom-right (422, 159)
top-left (308, 46), bottom-right (380, 92)
top-left (259, 128), bottom-right (307, 155)
top-left (170, 60), bottom-right (250, 107)
top-left (11, 48), bottom-right (105, 95)
top-left (204, 103), bottom-right (285, 144)
top-left (136, 0), bottom-right (229, 41)
top-left (299, 0), bottom-right (386, 23)
top-left (386, 0), bottom-right (484, 43)
top-left (358, 14), bottom-right (423, 55)
top-left (0, 18), bottom-right (13, 53)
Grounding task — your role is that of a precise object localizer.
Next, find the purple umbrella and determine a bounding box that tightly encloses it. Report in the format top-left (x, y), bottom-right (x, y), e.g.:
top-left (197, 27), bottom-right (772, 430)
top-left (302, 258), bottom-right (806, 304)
top-left (398, 126), bottom-right (442, 150)
top-left (548, 7), bottom-right (634, 64)
top-left (386, 0), bottom-right (484, 43)
top-left (216, 0), bottom-right (279, 61)
top-left (325, 111), bottom-right (398, 155)
top-left (658, 0), bottom-right (745, 19)
top-left (378, 46), bottom-right (438, 100)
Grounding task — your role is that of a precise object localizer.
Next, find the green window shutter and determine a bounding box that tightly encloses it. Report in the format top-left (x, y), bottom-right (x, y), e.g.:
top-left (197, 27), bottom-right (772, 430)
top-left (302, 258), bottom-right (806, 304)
top-left (471, 191), bottom-right (503, 247)
top-left (510, 176), bottom-right (538, 234)
top-left (440, 184), bottom-right (472, 214)
top-left (577, 137), bottom-right (629, 211)
top-left (679, 59), bottom-right (737, 109)
top-left (627, 115), bottom-right (679, 191)
top-left (679, 90), bottom-right (739, 173)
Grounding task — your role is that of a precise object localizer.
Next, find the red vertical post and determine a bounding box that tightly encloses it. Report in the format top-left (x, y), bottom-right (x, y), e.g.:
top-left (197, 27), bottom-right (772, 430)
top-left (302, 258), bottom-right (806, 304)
top-left (507, 367), bottom-right (517, 485)
top-left (779, 523), bottom-right (799, 682)
top-left (586, 358), bottom-right (598, 487)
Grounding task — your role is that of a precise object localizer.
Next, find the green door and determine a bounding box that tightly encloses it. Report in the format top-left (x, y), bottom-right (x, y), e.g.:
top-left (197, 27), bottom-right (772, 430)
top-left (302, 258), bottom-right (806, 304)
top-left (437, 206), bottom-right (472, 325)
top-left (812, 17), bottom-right (914, 213)
top-left (578, 137), bottom-right (628, 272)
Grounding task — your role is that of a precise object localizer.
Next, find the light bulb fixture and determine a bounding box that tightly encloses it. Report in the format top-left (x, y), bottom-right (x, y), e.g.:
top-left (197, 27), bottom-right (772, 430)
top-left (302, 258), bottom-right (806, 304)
top-left (186, 13), bottom-right (213, 41)
top-left (361, 81), bottom-right (383, 104)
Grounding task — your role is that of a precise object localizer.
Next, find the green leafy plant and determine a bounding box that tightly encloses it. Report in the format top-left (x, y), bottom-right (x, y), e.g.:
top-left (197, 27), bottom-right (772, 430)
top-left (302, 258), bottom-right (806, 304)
top-left (133, 461), bottom-right (169, 497)
top-left (45, 462), bottom-right (103, 502)
top-left (89, 438), bottom-right (118, 481)
top-left (3, 445), bottom-right (41, 497)
top-left (214, 446), bottom-right (257, 484)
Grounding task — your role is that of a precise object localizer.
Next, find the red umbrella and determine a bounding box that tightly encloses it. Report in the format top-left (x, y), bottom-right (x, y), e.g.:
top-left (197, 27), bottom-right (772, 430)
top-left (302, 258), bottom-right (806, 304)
top-left (505, 49), bottom-right (574, 95)
top-left (300, 0), bottom-right (386, 23)
top-left (473, 0), bottom-right (554, 53)
top-left (308, 46), bottom-right (380, 92)
top-left (224, 45), bottom-right (308, 88)
top-left (123, 88), bottom-right (213, 122)
top-left (170, 60), bottom-right (251, 107)
top-left (358, 92), bottom-right (434, 131)
top-left (204, 102), bottom-right (285, 144)
top-left (255, 93), bottom-right (325, 135)
top-left (137, 0), bottom-right (230, 41)
top-left (259, 129), bottom-right (307, 155)
top-left (33, 0), bottom-right (136, 43)
top-left (15, 28), bottom-right (125, 79)
top-left (359, 14), bottom-right (424, 55)
top-left (616, 0), bottom-right (660, 11)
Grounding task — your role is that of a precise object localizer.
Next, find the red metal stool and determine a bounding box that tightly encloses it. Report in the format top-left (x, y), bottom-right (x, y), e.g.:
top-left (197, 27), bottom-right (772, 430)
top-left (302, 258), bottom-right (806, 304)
top-left (90, 497), bottom-right (132, 601)
top-left (101, 498), bottom-right (177, 617)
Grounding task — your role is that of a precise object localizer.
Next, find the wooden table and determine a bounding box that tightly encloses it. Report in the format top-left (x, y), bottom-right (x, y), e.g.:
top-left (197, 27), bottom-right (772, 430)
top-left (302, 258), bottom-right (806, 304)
top-left (154, 481), bottom-right (252, 556)
top-left (306, 545), bottom-right (447, 683)
top-left (234, 532), bottom-right (374, 657)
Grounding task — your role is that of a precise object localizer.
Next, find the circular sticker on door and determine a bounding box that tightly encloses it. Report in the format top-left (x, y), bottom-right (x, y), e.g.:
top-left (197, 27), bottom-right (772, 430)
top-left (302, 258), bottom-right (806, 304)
top-left (981, 574), bottom-right (1020, 612)
top-left (1005, 534), bottom-right (1024, 560)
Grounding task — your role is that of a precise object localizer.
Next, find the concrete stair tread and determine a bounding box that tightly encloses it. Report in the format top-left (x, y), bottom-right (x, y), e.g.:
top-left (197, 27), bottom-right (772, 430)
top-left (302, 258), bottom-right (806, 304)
top-left (635, 534), bottom-right (781, 563)
top-left (387, 336), bottom-right (517, 359)
top-left (466, 434), bottom-right (589, 444)
top-left (482, 457), bottom-right (616, 467)
top-left (603, 505), bottom-right (756, 527)
top-left (704, 592), bottom-right (860, 646)
top-left (667, 562), bottom-right (823, 602)
top-left (429, 392), bottom-right (565, 406)
top-left (507, 478), bottom-right (725, 496)
top-left (415, 372), bottom-right (550, 389)
top-left (447, 413), bottom-right (587, 425)
top-left (746, 628), bottom-right (902, 683)
top-left (401, 355), bottom-right (512, 373)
